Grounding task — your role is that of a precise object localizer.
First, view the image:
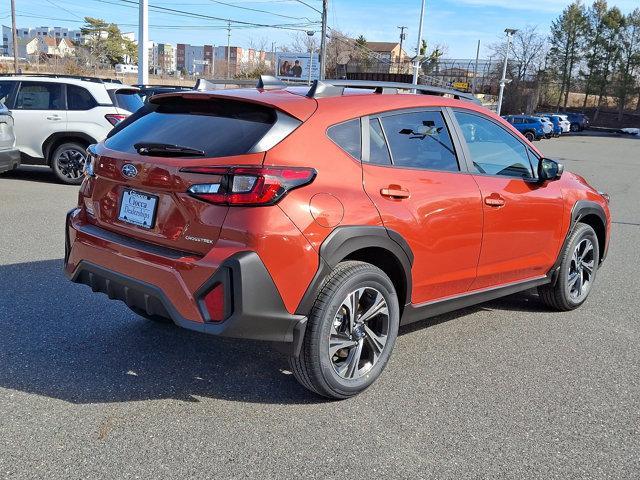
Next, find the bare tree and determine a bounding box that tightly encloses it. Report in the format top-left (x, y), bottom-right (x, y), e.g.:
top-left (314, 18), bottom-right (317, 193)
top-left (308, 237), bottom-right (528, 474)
top-left (489, 25), bottom-right (546, 83)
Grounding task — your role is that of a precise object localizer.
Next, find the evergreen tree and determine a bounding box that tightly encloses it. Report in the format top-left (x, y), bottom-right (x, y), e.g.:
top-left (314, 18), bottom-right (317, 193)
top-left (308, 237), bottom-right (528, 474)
top-left (548, 1), bottom-right (587, 109)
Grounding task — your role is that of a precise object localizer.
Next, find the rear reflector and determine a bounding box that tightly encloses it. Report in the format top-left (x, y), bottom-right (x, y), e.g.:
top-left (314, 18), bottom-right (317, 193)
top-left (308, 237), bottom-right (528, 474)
top-left (203, 283), bottom-right (225, 322)
top-left (105, 113), bottom-right (128, 126)
top-left (183, 166), bottom-right (316, 206)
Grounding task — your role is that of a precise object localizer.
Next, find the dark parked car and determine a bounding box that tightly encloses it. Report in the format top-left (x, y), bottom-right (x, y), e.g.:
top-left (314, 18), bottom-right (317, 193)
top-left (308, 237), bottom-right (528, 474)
top-left (134, 84), bottom-right (193, 103)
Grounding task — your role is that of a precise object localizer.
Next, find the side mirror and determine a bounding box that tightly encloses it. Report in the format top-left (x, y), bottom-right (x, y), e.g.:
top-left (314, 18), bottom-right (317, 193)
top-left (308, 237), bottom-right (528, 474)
top-left (538, 158), bottom-right (563, 181)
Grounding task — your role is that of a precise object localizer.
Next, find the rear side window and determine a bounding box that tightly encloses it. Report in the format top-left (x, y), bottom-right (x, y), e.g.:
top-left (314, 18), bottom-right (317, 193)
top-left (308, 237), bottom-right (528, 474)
top-left (67, 85), bottom-right (97, 110)
top-left (380, 111), bottom-right (459, 171)
top-left (105, 98), bottom-right (277, 158)
top-left (15, 82), bottom-right (64, 110)
top-left (111, 89), bottom-right (144, 112)
top-left (0, 81), bottom-right (14, 105)
top-left (327, 119), bottom-right (361, 160)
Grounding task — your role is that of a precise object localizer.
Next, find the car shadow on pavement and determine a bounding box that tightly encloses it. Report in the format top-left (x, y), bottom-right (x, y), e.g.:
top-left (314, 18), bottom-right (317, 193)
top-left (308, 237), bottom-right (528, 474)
top-left (0, 259), bottom-right (546, 405)
top-left (2, 166), bottom-right (61, 184)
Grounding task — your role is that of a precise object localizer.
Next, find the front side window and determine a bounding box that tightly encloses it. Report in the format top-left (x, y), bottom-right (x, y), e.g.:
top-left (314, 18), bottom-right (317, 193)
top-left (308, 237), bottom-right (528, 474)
top-left (379, 111), bottom-right (459, 171)
top-left (454, 111), bottom-right (534, 178)
top-left (15, 82), bottom-right (64, 110)
top-left (327, 118), bottom-right (361, 160)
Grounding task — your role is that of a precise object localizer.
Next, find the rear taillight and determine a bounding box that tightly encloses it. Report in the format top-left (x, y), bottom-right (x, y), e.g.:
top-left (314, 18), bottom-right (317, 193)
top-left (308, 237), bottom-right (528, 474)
top-left (105, 113), bottom-right (128, 126)
top-left (182, 166), bottom-right (316, 206)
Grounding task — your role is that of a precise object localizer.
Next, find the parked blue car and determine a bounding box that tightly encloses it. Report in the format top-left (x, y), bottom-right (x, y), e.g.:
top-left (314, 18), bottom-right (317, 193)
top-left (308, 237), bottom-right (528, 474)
top-left (540, 115), bottom-right (563, 137)
top-left (502, 115), bottom-right (546, 142)
top-left (565, 112), bottom-right (590, 132)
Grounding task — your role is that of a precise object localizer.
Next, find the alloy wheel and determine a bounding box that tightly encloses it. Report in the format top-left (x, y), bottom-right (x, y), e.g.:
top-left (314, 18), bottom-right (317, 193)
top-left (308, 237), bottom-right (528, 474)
top-left (567, 238), bottom-right (595, 301)
top-left (56, 147), bottom-right (86, 181)
top-left (329, 287), bottom-right (390, 380)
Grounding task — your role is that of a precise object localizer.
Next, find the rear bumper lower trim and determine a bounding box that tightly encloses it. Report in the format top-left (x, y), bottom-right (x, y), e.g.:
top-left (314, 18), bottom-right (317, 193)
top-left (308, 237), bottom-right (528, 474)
top-left (66, 248), bottom-right (308, 356)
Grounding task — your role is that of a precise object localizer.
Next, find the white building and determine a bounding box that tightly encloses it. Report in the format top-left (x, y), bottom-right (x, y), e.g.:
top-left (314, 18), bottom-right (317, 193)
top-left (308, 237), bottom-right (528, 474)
top-left (2, 25), bottom-right (83, 55)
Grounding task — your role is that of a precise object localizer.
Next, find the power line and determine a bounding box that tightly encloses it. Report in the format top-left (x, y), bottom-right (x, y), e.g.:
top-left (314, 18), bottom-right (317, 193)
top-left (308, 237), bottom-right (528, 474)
top-left (43, 0), bottom-right (84, 20)
top-left (291, 0), bottom-right (322, 15)
top-left (206, 0), bottom-right (315, 22)
top-left (97, 0), bottom-right (320, 32)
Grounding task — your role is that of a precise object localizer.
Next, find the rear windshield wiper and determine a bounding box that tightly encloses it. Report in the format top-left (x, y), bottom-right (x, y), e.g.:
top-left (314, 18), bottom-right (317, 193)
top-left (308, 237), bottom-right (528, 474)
top-left (134, 142), bottom-right (205, 157)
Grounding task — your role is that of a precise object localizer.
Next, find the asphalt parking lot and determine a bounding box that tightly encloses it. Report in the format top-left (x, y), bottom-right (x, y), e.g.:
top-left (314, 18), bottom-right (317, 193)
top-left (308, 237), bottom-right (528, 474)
top-left (0, 133), bottom-right (638, 479)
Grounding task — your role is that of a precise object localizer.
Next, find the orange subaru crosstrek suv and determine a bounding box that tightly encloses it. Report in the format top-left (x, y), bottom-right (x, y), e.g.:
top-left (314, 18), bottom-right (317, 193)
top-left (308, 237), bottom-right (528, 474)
top-left (65, 78), bottom-right (611, 399)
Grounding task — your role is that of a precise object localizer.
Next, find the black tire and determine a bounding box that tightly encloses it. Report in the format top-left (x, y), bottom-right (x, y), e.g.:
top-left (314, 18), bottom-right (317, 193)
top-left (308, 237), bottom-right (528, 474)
top-left (538, 223), bottom-right (599, 311)
top-left (570, 123), bottom-right (580, 132)
top-left (545, 133), bottom-right (552, 139)
top-left (50, 141), bottom-right (87, 185)
top-left (524, 131), bottom-right (536, 142)
top-left (290, 261), bottom-right (400, 399)
top-left (128, 306), bottom-right (174, 324)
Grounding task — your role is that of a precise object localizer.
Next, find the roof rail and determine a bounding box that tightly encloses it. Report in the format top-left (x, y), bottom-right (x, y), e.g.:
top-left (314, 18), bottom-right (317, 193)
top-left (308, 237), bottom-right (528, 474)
top-left (0, 73), bottom-right (123, 84)
top-left (306, 79), bottom-right (480, 104)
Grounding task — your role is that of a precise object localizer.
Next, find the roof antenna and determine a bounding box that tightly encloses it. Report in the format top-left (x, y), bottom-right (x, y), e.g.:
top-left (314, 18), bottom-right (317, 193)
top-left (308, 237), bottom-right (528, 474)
top-left (256, 75), bottom-right (287, 90)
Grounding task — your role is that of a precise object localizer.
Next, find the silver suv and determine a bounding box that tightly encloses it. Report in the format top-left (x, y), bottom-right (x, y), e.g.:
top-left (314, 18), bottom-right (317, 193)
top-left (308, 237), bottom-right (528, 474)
top-left (0, 74), bottom-right (143, 184)
top-left (0, 102), bottom-right (19, 174)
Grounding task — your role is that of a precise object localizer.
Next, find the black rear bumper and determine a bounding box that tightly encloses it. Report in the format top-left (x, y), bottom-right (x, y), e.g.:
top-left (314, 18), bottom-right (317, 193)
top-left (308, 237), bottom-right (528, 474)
top-left (68, 251), bottom-right (307, 356)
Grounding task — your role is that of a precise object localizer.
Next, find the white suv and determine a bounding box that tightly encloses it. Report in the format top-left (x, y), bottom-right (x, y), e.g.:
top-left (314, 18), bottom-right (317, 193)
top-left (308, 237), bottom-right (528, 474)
top-left (0, 74), bottom-right (143, 184)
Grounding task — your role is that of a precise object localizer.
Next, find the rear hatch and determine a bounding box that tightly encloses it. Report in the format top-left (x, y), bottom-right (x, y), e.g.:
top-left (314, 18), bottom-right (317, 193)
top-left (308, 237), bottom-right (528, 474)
top-left (84, 92), bottom-right (307, 255)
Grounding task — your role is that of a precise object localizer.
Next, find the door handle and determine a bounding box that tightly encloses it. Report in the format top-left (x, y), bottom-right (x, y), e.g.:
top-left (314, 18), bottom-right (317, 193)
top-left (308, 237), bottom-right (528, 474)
top-left (484, 193), bottom-right (505, 207)
top-left (380, 185), bottom-right (410, 199)
top-left (46, 115), bottom-right (62, 121)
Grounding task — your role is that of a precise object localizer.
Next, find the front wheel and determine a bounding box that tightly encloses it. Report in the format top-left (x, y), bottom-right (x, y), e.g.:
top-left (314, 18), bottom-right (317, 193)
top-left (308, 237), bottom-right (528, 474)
top-left (290, 261), bottom-right (400, 399)
top-left (570, 123), bottom-right (580, 132)
top-left (51, 142), bottom-right (87, 185)
top-left (538, 223), bottom-right (599, 311)
top-left (524, 131), bottom-right (536, 142)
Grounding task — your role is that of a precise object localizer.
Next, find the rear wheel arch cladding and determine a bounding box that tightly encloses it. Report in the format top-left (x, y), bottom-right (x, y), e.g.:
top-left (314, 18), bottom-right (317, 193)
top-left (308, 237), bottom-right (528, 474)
top-left (295, 226), bottom-right (414, 316)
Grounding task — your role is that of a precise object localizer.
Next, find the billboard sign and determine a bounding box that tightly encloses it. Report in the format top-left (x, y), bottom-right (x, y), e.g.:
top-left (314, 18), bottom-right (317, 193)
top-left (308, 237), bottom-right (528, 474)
top-left (276, 52), bottom-right (320, 81)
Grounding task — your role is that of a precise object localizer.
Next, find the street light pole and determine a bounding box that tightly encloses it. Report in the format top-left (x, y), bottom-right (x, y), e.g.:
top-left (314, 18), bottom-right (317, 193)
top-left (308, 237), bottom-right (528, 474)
top-left (412, 0), bottom-right (426, 86)
top-left (307, 30), bottom-right (315, 86)
top-left (496, 28), bottom-right (517, 116)
top-left (472, 39), bottom-right (480, 95)
top-left (138, 0), bottom-right (149, 85)
top-left (226, 20), bottom-right (231, 79)
top-left (319, 0), bottom-right (328, 80)
top-left (10, 0), bottom-right (19, 73)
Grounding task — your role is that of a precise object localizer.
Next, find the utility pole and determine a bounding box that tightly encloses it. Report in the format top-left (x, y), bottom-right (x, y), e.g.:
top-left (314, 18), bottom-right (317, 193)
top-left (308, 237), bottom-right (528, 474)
top-left (397, 26), bottom-right (407, 69)
top-left (472, 39), bottom-right (480, 94)
top-left (226, 20), bottom-right (231, 79)
top-left (412, 0), bottom-right (425, 86)
top-left (138, 0), bottom-right (149, 85)
top-left (10, 0), bottom-right (18, 73)
top-left (319, 0), bottom-right (328, 80)
top-left (496, 28), bottom-right (517, 116)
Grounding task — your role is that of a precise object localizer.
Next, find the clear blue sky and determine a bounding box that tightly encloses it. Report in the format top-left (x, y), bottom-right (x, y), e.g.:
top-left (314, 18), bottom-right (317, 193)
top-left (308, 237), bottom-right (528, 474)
top-left (5, 0), bottom-right (638, 58)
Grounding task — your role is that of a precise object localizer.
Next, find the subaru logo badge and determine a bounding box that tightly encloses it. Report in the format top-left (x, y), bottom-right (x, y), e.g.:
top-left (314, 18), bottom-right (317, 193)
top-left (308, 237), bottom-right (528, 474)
top-left (121, 164), bottom-right (138, 178)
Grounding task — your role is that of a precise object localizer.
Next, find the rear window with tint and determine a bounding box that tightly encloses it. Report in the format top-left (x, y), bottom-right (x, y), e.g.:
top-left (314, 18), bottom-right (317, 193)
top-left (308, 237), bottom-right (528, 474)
top-left (112, 89), bottom-right (144, 112)
top-left (105, 98), bottom-right (277, 158)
